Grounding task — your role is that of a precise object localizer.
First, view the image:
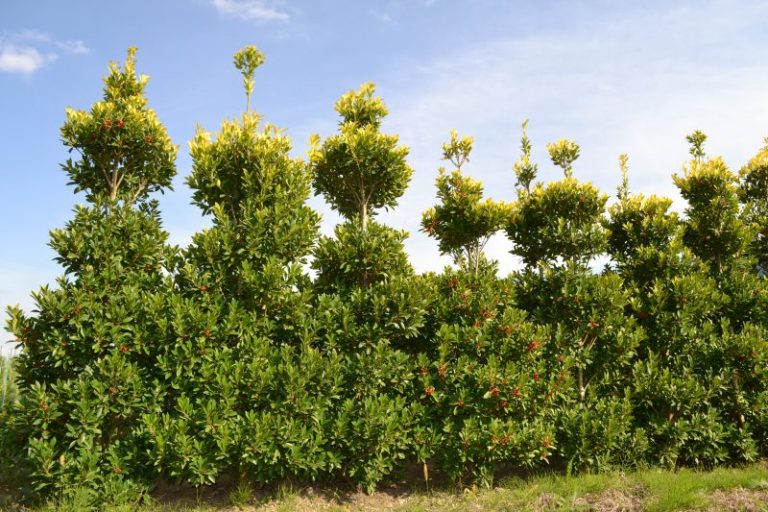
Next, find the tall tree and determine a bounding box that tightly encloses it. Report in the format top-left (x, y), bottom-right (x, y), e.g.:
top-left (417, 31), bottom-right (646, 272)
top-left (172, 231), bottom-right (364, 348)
top-left (422, 130), bottom-right (510, 275)
top-left (507, 128), bottom-right (641, 471)
top-left (4, 49), bottom-right (177, 503)
top-left (309, 83), bottom-right (428, 491)
top-left (674, 130), bottom-right (750, 275)
top-left (142, 46), bottom-right (343, 488)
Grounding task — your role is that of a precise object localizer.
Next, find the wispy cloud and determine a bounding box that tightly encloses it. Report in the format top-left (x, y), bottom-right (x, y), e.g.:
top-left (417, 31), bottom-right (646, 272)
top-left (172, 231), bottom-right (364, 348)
top-left (0, 30), bottom-right (89, 75)
top-left (369, 9), bottom-right (393, 24)
top-left (56, 39), bottom-right (89, 54)
top-left (211, 0), bottom-right (290, 22)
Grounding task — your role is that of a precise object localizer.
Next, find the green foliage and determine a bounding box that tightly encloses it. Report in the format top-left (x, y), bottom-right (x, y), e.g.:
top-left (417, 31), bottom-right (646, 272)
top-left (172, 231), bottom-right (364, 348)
top-left (686, 129), bottom-right (707, 161)
top-left (0, 355), bottom-right (19, 487)
top-left (605, 155), bottom-right (681, 285)
top-left (606, 195), bottom-right (678, 267)
top-left (508, 178), bottom-right (608, 267)
top-left (313, 220), bottom-right (412, 293)
top-left (415, 263), bottom-right (557, 486)
top-left (508, 126), bottom-right (608, 268)
top-left (1, 356), bottom-right (16, 413)
top-left (309, 83), bottom-right (412, 230)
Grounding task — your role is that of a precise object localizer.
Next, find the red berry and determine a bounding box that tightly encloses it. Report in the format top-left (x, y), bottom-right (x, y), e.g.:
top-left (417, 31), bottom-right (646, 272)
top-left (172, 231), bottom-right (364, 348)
top-left (425, 386), bottom-right (435, 396)
top-left (533, 372), bottom-right (539, 382)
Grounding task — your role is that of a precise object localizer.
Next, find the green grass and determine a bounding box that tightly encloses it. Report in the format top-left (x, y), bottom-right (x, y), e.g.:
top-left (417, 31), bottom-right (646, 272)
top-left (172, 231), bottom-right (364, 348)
top-left (638, 465), bottom-right (768, 512)
top-left (6, 462), bottom-right (768, 512)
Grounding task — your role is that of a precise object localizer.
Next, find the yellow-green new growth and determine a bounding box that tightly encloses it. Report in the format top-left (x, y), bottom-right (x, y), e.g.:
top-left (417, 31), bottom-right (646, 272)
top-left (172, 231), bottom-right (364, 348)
top-left (617, 154), bottom-right (630, 202)
top-left (686, 129), bottom-right (707, 162)
top-left (514, 119), bottom-right (537, 193)
top-left (60, 47), bottom-right (177, 204)
top-left (103, 47), bottom-right (149, 104)
top-left (233, 45), bottom-right (265, 111)
top-left (442, 129), bottom-right (473, 170)
top-left (334, 81), bottom-right (388, 127)
top-left (547, 138), bottom-right (580, 177)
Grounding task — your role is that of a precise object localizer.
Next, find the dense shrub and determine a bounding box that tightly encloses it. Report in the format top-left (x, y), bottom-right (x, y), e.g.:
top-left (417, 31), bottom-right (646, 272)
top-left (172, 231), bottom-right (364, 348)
top-left (2, 47), bottom-right (767, 504)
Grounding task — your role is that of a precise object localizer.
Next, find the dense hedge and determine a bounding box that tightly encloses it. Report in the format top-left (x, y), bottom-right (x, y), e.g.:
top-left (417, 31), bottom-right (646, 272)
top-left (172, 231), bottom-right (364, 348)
top-left (1, 47), bottom-right (767, 505)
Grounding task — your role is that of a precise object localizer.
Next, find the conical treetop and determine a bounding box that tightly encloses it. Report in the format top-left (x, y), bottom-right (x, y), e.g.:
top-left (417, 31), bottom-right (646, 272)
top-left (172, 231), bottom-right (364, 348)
top-left (310, 82), bottom-right (411, 231)
top-left (60, 47), bottom-right (177, 204)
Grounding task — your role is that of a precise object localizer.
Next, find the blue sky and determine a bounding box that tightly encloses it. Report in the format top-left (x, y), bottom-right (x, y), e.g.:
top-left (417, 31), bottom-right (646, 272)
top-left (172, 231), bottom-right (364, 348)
top-left (2, 0), bottom-right (768, 351)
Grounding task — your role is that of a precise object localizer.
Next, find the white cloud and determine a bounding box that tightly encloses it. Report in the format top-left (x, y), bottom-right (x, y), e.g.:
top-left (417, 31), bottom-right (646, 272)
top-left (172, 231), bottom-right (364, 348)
top-left (0, 45), bottom-right (46, 74)
top-left (0, 30), bottom-right (89, 75)
top-left (56, 39), bottom-right (89, 54)
top-left (211, 0), bottom-right (290, 22)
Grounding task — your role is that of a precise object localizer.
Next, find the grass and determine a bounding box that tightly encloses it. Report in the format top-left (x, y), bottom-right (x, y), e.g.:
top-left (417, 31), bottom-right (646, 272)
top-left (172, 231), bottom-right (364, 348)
top-left (4, 462), bottom-right (768, 511)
